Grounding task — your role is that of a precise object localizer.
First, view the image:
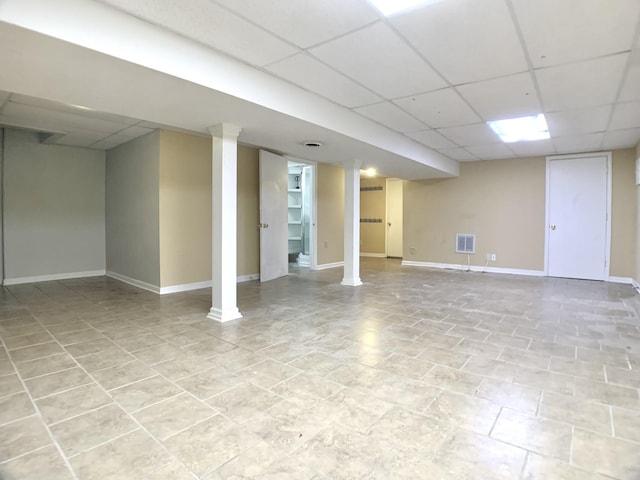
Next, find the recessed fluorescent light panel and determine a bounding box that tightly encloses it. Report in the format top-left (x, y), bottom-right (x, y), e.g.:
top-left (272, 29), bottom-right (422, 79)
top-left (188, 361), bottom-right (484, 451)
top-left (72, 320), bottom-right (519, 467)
top-left (488, 114), bottom-right (550, 143)
top-left (369, 0), bottom-right (435, 16)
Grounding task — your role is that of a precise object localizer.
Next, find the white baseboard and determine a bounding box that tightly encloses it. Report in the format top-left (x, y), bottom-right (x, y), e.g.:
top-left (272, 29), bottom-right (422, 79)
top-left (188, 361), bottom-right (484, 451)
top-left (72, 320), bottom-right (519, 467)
top-left (237, 274), bottom-right (259, 283)
top-left (106, 271), bottom-right (160, 294)
top-left (4, 270), bottom-right (106, 285)
top-left (360, 253), bottom-right (386, 258)
top-left (632, 279), bottom-right (640, 293)
top-left (608, 276), bottom-right (633, 285)
top-left (315, 261), bottom-right (344, 270)
top-left (160, 280), bottom-right (212, 295)
top-left (401, 261), bottom-right (544, 277)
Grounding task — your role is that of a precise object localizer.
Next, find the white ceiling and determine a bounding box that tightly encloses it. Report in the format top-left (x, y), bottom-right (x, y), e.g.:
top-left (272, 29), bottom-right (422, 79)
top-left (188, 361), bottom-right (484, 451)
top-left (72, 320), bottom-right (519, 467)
top-left (0, 0), bottom-right (639, 175)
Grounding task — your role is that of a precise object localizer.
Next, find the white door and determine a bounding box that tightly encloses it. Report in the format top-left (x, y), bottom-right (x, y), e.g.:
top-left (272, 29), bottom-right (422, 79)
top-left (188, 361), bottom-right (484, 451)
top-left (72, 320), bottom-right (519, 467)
top-left (386, 178), bottom-right (403, 258)
top-left (546, 153), bottom-right (610, 281)
top-left (259, 150), bottom-right (288, 282)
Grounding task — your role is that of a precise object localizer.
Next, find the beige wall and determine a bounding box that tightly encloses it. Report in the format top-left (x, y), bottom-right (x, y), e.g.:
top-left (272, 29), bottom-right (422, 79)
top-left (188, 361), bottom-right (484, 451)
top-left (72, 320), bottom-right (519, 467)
top-left (404, 156), bottom-right (545, 270)
top-left (317, 163), bottom-right (344, 265)
top-left (404, 150), bottom-right (637, 277)
top-left (106, 131), bottom-right (160, 286)
top-left (360, 177), bottom-right (386, 255)
top-left (237, 146), bottom-right (259, 277)
top-left (4, 129), bottom-right (106, 280)
top-left (159, 130), bottom-right (212, 287)
top-left (610, 149), bottom-right (636, 278)
top-left (636, 143), bottom-right (640, 283)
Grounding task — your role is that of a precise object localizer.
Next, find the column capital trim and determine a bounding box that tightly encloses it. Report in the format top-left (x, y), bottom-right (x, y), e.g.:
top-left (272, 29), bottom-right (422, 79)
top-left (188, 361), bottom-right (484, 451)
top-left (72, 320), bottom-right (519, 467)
top-left (343, 159), bottom-right (363, 169)
top-left (208, 123), bottom-right (242, 139)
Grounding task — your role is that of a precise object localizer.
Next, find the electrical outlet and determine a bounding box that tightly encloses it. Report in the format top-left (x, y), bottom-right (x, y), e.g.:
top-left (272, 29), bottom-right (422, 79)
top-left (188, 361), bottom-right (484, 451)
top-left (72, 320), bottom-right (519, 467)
top-left (410, 247), bottom-right (416, 255)
top-left (490, 253), bottom-right (496, 261)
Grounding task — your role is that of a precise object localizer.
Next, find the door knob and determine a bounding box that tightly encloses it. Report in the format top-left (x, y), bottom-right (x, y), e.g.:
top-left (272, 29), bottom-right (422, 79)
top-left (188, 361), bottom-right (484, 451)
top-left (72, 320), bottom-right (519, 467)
top-left (388, 222), bottom-right (392, 227)
top-left (550, 224), bottom-right (556, 230)
top-left (258, 223), bottom-right (269, 228)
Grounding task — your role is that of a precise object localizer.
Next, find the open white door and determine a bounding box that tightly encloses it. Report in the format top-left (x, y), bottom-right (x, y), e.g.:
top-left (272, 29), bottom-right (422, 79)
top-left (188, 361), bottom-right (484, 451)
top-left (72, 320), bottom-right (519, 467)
top-left (386, 178), bottom-right (403, 258)
top-left (546, 153), bottom-right (610, 281)
top-left (259, 150), bottom-right (288, 282)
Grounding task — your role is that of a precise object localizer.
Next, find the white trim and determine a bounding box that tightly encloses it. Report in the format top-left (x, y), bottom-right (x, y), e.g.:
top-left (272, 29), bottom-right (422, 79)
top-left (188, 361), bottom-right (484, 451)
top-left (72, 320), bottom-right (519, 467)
top-left (4, 270), bottom-right (106, 285)
top-left (106, 271), bottom-right (160, 294)
top-left (607, 276), bottom-right (634, 285)
top-left (401, 261), bottom-right (544, 277)
top-left (160, 280), bottom-right (212, 295)
top-left (361, 253), bottom-right (386, 258)
top-left (632, 279), bottom-right (640, 293)
top-left (314, 261), bottom-right (344, 270)
top-left (545, 152), bottom-right (612, 280)
top-left (237, 273), bottom-right (259, 283)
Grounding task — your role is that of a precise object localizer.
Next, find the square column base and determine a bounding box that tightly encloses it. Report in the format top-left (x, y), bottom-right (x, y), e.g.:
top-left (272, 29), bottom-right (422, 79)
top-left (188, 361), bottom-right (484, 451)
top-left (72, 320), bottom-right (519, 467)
top-left (341, 278), bottom-right (363, 287)
top-left (206, 307), bottom-right (242, 323)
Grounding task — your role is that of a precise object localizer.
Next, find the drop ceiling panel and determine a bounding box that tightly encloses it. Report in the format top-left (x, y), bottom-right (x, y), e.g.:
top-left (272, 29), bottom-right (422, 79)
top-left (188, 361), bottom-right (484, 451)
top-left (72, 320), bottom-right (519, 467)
top-left (553, 133), bottom-right (604, 154)
top-left (456, 73), bottom-right (541, 121)
top-left (465, 143), bottom-right (515, 160)
top-left (619, 64), bottom-right (640, 102)
top-left (545, 105), bottom-right (612, 137)
top-left (437, 123), bottom-right (500, 147)
top-left (609, 101), bottom-right (640, 130)
top-left (99, 0), bottom-right (297, 66)
top-left (602, 128), bottom-right (640, 150)
top-left (266, 53), bottom-right (380, 108)
top-left (438, 147), bottom-right (478, 161)
top-left (508, 139), bottom-right (556, 157)
top-left (0, 91), bottom-right (9, 108)
top-left (310, 22), bottom-right (446, 99)
top-left (391, 0), bottom-right (528, 84)
top-left (406, 130), bottom-right (457, 150)
top-left (512, 0), bottom-right (640, 68)
top-left (536, 54), bottom-right (628, 111)
top-left (394, 88), bottom-right (480, 128)
top-left (213, 0), bottom-right (380, 48)
top-left (119, 125), bottom-right (154, 137)
top-left (354, 102), bottom-right (426, 133)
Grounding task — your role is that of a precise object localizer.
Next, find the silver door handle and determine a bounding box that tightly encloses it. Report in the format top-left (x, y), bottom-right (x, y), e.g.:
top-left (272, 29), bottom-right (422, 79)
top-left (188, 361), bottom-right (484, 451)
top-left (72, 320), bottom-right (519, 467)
top-left (388, 222), bottom-right (391, 227)
top-left (550, 224), bottom-right (556, 230)
top-left (258, 223), bottom-right (269, 228)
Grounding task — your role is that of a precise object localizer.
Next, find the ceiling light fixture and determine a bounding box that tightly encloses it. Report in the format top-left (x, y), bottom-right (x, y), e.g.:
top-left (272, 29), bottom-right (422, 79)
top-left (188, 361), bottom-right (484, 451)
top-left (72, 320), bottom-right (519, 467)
top-left (369, 0), bottom-right (438, 16)
top-left (363, 168), bottom-right (377, 177)
top-left (487, 114), bottom-right (550, 143)
top-left (302, 141), bottom-right (323, 148)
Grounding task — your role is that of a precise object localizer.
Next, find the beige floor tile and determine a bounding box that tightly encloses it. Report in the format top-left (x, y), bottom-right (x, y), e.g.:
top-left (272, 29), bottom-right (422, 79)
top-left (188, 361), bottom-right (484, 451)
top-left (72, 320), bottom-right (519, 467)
top-left (109, 375), bottom-right (183, 412)
top-left (522, 452), bottom-right (608, 480)
top-left (606, 364), bottom-right (640, 389)
top-left (271, 372), bottom-right (343, 400)
top-left (432, 428), bottom-right (527, 480)
top-left (574, 376), bottom-right (640, 410)
top-left (9, 342), bottom-right (64, 363)
top-left (51, 328), bottom-right (105, 347)
top-left (134, 393), bottom-right (216, 440)
top-left (539, 391), bottom-right (612, 435)
top-left (572, 428), bottom-right (640, 479)
top-left (500, 346), bottom-right (551, 369)
top-left (25, 367), bottom-right (93, 399)
top-left (0, 392), bottom-right (36, 424)
top-left (0, 373), bottom-right (24, 398)
top-left (419, 346), bottom-right (470, 369)
top-left (207, 382), bottom-right (282, 423)
top-left (611, 406), bottom-right (640, 443)
top-left (141, 461), bottom-right (195, 480)
top-left (74, 347), bottom-right (135, 372)
top-left (36, 383), bottom-right (112, 424)
top-left (91, 359), bottom-right (156, 390)
top-left (549, 357), bottom-right (605, 381)
top-left (14, 353), bottom-right (77, 380)
top-left (132, 342), bottom-right (184, 365)
top-left (3, 332), bottom-right (55, 350)
top-left (235, 358), bottom-right (301, 388)
top-left (0, 445), bottom-right (74, 480)
top-left (485, 332), bottom-right (531, 349)
top-left (476, 377), bottom-right (541, 414)
top-left (114, 333), bottom-right (167, 353)
top-left (528, 339), bottom-right (576, 359)
top-left (69, 429), bottom-right (171, 480)
top-left (50, 404), bottom-right (138, 457)
top-left (65, 338), bottom-right (117, 358)
top-left (180, 337), bottom-right (237, 358)
top-left (462, 356), bottom-right (519, 382)
top-left (491, 408), bottom-right (573, 460)
top-left (325, 387), bottom-right (393, 433)
top-left (425, 390), bottom-right (501, 434)
top-left (0, 416), bottom-right (51, 462)
top-left (513, 366), bottom-right (575, 396)
top-left (152, 354), bottom-right (218, 381)
top-left (176, 367), bottom-right (243, 400)
top-left (422, 365), bottom-right (484, 395)
top-left (164, 415), bottom-right (261, 477)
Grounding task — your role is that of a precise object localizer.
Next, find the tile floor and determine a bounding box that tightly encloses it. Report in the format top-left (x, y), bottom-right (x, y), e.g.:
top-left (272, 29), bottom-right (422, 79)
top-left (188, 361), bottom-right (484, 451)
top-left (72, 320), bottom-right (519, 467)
top-left (1, 258), bottom-right (640, 479)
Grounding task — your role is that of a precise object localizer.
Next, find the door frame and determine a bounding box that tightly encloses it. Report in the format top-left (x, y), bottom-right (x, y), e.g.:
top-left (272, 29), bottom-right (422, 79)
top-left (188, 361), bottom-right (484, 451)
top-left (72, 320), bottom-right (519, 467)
top-left (544, 151), bottom-right (612, 279)
top-left (285, 156), bottom-right (317, 270)
top-left (385, 177), bottom-right (403, 258)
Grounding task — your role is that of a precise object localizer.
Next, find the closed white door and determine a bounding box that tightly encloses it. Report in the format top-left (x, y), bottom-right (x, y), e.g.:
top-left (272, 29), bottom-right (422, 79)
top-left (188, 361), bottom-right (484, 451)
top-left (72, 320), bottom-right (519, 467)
top-left (259, 150), bottom-right (288, 282)
top-left (386, 178), bottom-right (403, 258)
top-left (546, 153), bottom-right (610, 281)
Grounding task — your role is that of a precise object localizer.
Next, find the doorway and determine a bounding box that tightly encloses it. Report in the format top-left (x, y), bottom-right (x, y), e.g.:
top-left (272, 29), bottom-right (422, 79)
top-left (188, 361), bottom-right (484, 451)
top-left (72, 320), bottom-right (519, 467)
top-left (545, 152), bottom-right (611, 281)
top-left (287, 160), bottom-right (316, 269)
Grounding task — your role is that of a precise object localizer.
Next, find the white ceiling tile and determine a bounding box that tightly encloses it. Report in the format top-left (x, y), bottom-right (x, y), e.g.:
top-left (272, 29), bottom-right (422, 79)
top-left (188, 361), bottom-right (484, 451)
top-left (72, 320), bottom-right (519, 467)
top-left (456, 73), bottom-right (541, 121)
top-left (119, 125), bottom-right (155, 137)
top-left (553, 133), bottom-right (605, 154)
top-left (438, 147), bottom-right (478, 161)
top-left (100, 0), bottom-right (297, 66)
top-left (90, 132), bottom-right (138, 150)
top-left (536, 54), bottom-right (628, 111)
top-left (56, 132), bottom-right (103, 148)
top-left (602, 128), bottom-right (640, 150)
top-left (437, 123), bottom-right (500, 147)
top-left (310, 22), bottom-right (446, 99)
top-left (390, 0), bottom-right (528, 84)
top-left (0, 91), bottom-right (10, 109)
top-left (266, 53), bottom-right (380, 108)
top-left (512, 0), bottom-right (640, 68)
top-left (546, 105), bottom-right (612, 137)
top-left (354, 102), bottom-right (426, 133)
top-left (214, 0), bottom-right (379, 48)
top-left (465, 143), bottom-right (515, 160)
top-left (619, 63), bottom-right (640, 102)
top-left (508, 139), bottom-right (556, 157)
top-left (609, 102), bottom-right (640, 130)
top-left (406, 130), bottom-right (458, 150)
top-left (394, 88), bottom-right (480, 128)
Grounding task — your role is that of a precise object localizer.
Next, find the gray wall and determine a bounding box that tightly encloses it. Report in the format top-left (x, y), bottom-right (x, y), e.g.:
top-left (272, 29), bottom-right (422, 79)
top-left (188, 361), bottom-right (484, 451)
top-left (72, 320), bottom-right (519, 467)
top-left (3, 129), bottom-right (106, 281)
top-left (106, 131), bottom-right (160, 287)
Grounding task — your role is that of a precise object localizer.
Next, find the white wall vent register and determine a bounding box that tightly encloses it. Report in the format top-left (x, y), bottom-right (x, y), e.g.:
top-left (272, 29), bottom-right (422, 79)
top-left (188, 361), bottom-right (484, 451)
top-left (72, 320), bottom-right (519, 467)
top-left (456, 234), bottom-right (476, 254)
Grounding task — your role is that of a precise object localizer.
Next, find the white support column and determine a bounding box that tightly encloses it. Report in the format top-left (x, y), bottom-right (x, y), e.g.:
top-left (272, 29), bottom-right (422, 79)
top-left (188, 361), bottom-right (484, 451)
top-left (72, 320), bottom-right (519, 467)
top-left (207, 123), bottom-right (242, 322)
top-left (341, 161), bottom-right (363, 287)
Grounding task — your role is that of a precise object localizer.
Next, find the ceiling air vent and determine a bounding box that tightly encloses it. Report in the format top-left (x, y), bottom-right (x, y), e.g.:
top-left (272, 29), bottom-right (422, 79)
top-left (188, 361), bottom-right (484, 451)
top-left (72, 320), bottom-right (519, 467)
top-left (456, 234), bottom-right (475, 254)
